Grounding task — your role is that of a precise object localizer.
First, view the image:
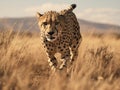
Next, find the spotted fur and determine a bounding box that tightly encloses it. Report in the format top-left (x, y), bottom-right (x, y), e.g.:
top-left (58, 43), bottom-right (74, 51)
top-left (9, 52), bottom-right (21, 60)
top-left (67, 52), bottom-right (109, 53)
top-left (36, 4), bottom-right (82, 71)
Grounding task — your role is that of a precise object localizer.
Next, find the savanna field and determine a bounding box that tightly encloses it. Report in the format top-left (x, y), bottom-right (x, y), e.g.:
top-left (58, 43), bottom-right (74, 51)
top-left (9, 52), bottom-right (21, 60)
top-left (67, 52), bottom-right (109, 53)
top-left (0, 29), bottom-right (120, 90)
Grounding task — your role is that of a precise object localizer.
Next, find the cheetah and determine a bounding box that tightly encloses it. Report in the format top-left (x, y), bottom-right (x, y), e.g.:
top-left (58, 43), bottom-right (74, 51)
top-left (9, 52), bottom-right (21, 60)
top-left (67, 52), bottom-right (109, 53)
top-left (36, 4), bottom-right (82, 71)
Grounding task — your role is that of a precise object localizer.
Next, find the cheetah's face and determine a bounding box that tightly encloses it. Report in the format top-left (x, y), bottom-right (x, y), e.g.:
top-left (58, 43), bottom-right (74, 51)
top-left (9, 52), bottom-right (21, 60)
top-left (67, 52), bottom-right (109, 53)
top-left (36, 11), bottom-right (64, 42)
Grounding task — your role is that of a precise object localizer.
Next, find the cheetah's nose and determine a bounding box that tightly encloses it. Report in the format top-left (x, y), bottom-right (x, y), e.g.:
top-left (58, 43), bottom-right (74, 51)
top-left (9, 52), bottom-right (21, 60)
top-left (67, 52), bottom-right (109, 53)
top-left (48, 31), bottom-right (54, 35)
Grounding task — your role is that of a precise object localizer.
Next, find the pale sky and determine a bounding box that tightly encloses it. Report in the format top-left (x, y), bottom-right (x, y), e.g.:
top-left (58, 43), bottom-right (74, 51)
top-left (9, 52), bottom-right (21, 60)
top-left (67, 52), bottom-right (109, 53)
top-left (0, 0), bottom-right (120, 25)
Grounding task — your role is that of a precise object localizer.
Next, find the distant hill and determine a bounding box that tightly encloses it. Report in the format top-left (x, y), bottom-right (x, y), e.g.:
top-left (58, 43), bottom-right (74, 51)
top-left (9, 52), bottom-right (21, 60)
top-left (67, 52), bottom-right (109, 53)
top-left (0, 17), bottom-right (120, 32)
top-left (79, 19), bottom-right (120, 32)
top-left (0, 17), bottom-right (39, 32)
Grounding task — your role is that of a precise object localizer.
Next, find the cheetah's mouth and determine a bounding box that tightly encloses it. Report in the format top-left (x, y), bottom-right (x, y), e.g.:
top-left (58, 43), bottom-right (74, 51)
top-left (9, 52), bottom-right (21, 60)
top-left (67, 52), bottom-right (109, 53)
top-left (49, 36), bottom-right (55, 40)
top-left (46, 36), bottom-right (56, 42)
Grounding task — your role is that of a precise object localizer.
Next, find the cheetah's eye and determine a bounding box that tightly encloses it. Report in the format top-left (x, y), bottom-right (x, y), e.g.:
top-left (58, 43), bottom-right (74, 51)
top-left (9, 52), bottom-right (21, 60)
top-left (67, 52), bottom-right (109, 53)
top-left (55, 22), bottom-right (59, 25)
top-left (43, 22), bottom-right (48, 26)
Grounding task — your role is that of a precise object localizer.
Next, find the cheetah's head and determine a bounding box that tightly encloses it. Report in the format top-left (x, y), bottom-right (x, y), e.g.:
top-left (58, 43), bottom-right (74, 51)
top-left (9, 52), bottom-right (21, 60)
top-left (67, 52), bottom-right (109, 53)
top-left (36, 11), bottom-right (65, 42)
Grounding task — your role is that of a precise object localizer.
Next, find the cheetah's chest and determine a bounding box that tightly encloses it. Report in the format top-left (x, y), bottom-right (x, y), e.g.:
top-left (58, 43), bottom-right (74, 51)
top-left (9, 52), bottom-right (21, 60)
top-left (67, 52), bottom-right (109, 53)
top-left (42, 35), bottom-right (70, 53)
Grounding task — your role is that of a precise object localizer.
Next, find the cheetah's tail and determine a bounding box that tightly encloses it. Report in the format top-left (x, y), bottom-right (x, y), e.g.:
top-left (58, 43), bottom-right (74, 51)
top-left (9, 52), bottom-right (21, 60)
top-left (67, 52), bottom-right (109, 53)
top-left (69, 4), bottom-right (77, 11)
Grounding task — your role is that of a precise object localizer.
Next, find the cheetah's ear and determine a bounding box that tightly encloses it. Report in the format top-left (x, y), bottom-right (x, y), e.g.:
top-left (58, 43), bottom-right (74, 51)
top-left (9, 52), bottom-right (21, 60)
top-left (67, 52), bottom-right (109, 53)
top-left (36, 12), bottom-right (43, 19)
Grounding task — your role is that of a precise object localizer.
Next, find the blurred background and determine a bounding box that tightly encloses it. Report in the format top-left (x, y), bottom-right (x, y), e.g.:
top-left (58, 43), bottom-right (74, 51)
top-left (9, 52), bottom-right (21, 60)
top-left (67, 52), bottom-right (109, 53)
top-left (0, 0), bottom-right (120, 32)
top-left (0, 0), bottom-right (120, 25)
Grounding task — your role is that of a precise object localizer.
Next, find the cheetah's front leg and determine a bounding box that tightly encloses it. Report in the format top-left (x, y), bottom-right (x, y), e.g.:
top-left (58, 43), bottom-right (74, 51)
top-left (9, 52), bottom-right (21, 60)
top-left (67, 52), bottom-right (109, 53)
top-left (59, 49), bottom-right (71, 70)
top-left (47, 55), bottom-right (58, 71)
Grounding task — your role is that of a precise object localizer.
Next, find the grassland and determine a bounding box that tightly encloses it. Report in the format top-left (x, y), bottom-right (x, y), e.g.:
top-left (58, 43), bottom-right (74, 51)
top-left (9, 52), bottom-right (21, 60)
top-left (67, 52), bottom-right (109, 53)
top-left (0, 30), bottom-right (120, 90)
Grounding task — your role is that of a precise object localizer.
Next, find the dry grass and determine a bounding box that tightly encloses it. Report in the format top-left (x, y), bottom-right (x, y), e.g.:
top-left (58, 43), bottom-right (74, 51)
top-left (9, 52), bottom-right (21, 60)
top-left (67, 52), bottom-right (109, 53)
top-left (0, 30), bottom-right (120, 90)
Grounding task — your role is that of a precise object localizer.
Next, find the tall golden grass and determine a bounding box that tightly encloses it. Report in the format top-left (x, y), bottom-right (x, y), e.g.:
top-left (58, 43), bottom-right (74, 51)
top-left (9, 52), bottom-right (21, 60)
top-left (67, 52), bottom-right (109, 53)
top-left (0, 30), bottom-right (120, 90)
